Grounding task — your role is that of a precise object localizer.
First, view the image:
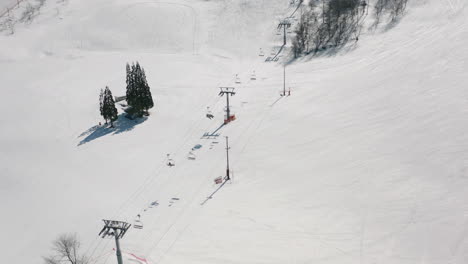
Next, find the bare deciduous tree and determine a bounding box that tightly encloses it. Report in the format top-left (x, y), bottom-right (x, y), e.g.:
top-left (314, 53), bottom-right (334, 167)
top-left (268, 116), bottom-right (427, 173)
top-left (292, 0), bottom-right (366, 56)
top-left (374, 0), bottom-right (408, 24)
top-left (20, 3), bottom-right (37, 23)
top-left (292, 0), bottom-right (408, 58)
top-left (43, 233), bottom-right (88, 264)
top-left (2, 13), bottom-right (15, 35)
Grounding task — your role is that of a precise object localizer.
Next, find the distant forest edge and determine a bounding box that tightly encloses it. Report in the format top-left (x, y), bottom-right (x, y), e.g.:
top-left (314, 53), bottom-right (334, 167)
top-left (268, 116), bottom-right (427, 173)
top-left (292, 0), bottom-right (408, 57)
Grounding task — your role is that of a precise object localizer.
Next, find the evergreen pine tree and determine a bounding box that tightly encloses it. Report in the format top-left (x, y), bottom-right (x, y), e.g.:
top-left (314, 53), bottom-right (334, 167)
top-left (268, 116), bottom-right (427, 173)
top-left (125, 62), bottom-right (154, 116)
top-left (134, 62), bottom-right (144, 113)
top-left (101, 86), bottom-right (118, 127)
top-left (140, 68), bottom-right (154, 114)
top-left (126, 63), bottom-right (131, 87)
top-left (99, 88), bottom-right (104, 122)
top-left (126, 63), bottom-right (137, 114)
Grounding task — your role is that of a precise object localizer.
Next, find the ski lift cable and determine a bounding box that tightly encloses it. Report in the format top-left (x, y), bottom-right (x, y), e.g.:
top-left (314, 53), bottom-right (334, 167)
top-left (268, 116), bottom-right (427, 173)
top-left (86, 239), bottom-right (107, 264)
top-left (154, 222), bottom-right (191, 264)
top-left (142, 113), bottom-right (236, 251)
top-left (144, 152), bottom-right (227, 257)
top-left (143, 68), bottom-right (266, 256)
top-left (142, 4), bottom-right (301, 260)
top-left (83, 228), bottom-right (105, 261)
top-left (90, 62), bottom-right (244, 264)
top-left (95, 38), bottom-right (268, 261)
top-left (115, 80), bottom-right (228, 217)
top-left (82, 90), bottom-right (226, 262)
top-left (99, 76), bottom-right (249, 263)
top-left (136, 167), bottom-right (183, 243)
top-left (113, 59), bottom-right (267, 229)
top-left (115, 113), bottom-right (207, 218)
top-left (102, 250), bottom-right (115, 264)
top-left (137, 131), bottom-right (227, 248)
top-left (124, 90), bottom-right (244, 262)
top-left (231, 99), bottom-right (276, 169)
top-left (140, 154), bottom-right (223, 255)
top-left (149, 153), bottom-right (232, 263)
top-left (157, 97), bottom-right (276, 254)
top-left (111, 71), bottom-right (247, 251)
top-left (87, 249), bottom-right (113, 264)
top-left (112, 86), bottom-right (224, 219)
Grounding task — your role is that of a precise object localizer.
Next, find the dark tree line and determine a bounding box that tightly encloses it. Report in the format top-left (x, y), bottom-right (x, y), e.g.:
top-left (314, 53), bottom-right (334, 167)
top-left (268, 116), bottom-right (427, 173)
top-left (99, 86), bottom-right (118, 127)
top-left (126, 62), bottom-right (154, 117)
top-left (292, 0), bottom-right (408, 57)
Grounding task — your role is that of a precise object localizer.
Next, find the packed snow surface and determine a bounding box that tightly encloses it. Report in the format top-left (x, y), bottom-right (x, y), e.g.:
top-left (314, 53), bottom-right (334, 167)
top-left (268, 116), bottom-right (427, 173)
top-left (1, 0), bottom-right (468, 264)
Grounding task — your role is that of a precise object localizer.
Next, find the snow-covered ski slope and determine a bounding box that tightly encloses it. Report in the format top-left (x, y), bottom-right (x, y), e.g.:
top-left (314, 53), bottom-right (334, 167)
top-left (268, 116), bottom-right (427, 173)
top-left (1, 0), bottom-right (468, 263)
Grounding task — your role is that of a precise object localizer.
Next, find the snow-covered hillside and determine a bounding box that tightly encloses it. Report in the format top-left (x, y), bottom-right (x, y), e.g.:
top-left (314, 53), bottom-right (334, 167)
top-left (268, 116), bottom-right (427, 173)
top-left (1, 0), bottom-right (468, 264)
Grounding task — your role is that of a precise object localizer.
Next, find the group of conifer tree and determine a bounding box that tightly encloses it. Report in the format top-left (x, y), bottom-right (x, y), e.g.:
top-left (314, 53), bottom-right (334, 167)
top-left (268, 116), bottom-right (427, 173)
top-left (99, 87), bottom-right (118, 127)
top-left (99, 61), bottom-right (154, 127)
top-left (125, 62), bottom-right (154, 116)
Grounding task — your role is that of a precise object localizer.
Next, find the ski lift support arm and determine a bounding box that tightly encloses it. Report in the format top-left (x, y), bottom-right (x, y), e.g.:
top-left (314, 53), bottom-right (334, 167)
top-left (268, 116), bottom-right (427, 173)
top-left (98, 219), bottom-right (131, 264)
top-left (99, 220), bottom-right (131, 239)
top-left (219, 87), bottom-right (236, 96)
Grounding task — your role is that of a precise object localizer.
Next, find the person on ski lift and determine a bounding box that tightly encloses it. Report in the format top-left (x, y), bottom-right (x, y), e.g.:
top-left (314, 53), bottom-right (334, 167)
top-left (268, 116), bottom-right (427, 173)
top-left (167, 154), bottom-right (175, 167)
top-left (206, 107), bottom-right (214, 119)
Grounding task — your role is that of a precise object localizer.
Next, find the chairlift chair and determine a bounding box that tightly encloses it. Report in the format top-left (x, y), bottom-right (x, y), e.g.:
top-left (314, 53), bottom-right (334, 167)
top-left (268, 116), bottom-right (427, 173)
top-left (206, 107), bottom-right (214, 119)
top-left (134, 215), bottom-right (143, 229)
top-left (259, 48), bottom-right (265, 57)
top-left (192, 144), bottom-right (202, 150)
top-left (167, 159), bottom-right (175, 167)
top-left (235, 74), bottom-right (241, 84)
top-left (187, 151), bottom-right (196, 160)
top-left (166, 154), bottom-right (175, 167)
top-left (250, 71), bottom-right (256, 80)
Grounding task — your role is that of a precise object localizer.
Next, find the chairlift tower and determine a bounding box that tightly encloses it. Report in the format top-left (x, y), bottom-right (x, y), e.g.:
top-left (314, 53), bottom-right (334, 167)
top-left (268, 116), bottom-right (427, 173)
top-left (283, 65), bottom-right (286, 96)
top-left (98, 220), bottom-right (131, 264)
top-left (219, 87), bottom-right (236, 124)
top-left (225, 136), bottom-right (231, 181)
top-left (280, 64), bottom-right (290, 96)
top-left (278, 19), bottom-right (292, 46)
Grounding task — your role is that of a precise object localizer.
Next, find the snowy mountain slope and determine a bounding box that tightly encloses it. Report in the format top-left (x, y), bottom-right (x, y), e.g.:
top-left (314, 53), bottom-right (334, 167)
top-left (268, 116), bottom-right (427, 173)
top-left (1, 0), bottom-right (468, 264)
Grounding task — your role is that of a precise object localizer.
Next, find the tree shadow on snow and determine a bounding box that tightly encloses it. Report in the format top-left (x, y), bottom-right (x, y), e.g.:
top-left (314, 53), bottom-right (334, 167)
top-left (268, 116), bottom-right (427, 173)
top-left (77, 114), bottom-right (148, 146)
top-left (283, 40), bottom-right (360, 66)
